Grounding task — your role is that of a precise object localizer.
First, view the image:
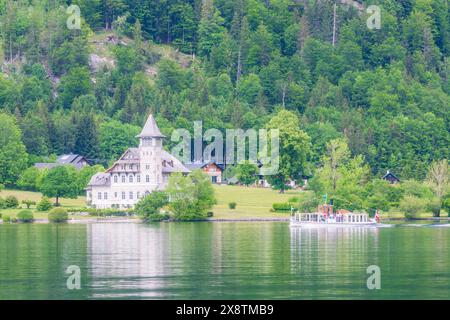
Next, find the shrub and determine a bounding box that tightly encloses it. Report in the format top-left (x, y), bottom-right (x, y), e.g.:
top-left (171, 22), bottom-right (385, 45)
top-left (0, 213), bottom-right (2, 218)
top-left (17, 210), bottom-right (34, 223)
top-left (228, 202), bottom-right (237, 209)
top-left (48, 207), bottom-right (69, 223)
top-left (3, 215), bottom-right (11, 223)
top-left (207, 212), bottom-right (214, 218)
top-left (4, 196), bottom-right (19, 208)
top-left (272, 202), bottom-right (292, 212)
top-left (22, 200), bottom-right (36, 209)
top-left (135, 191), bottom-right (168, 218)
top-left (399, 196), bottom-right (426, 219)
top-left (37, 196), bottom-right (53, 211)
top-left (11, 217), bottom-right (18, 223)
top-left (0, 197), bottom-right (5, 209)
top-left (288, 197), bottom-right (299, 203)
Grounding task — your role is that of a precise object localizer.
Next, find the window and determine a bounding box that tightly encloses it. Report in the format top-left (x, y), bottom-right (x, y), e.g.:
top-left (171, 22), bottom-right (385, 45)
top-left (137, 192), bottom-right (140, 199)
top-left (114, 192), bottom-right (117, 198)
top-left (98, 192), bottom-right (102, 200)
top-left (114, 175), bottom-right (118, 183)
top-left (146, 165), bottom-right (150, 170)
top-left (137, 175), bottom-right (140, 182)
top-left (129, 175), bottom-right (133, 183)
top-left (104, 192), bottom-right (108, 200)
top-left (146, 175), bottom-right (150, 182)
top-left (121, 165), bottom-right (125, 170)
top-left (129, 192), bottom-right (133, 199)
top-left (88, 192), bottom-right (92, 199)
top-left (122, 192), bottom-right (126, 200)
top-left (129, 165), bottom-right (133, 170)
top-left (122, 175), bottom-right (126, 183)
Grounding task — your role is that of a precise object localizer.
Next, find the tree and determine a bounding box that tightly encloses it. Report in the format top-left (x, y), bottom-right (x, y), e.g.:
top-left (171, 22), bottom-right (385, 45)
top-left (135, 191), bottom-right (169, 219)
top-left (236, 161), bottom-right (258, 186)
top-left (76, 165), bottom-right (105, 195)
top-left (427, 160), bottom-right (449, 200)
top-left (17, 167), bottom-right (41, 191)
top-left (325, 138), bottom-right (350, 192)
top-left (40, 166), bottom-right (79, 206)
top-left (0, 113), bottom-right (28, 186)
top-left (72, 111), bottom-right (99, 159)
top-left (99, 120), bottom-right (140, 162)
top-left (426, 159), bottom-right (449, 215)
top-left (265, 110), bottom-right (311, 193)
top-left (57, 67), bottom-right (92, 109)
top-left (197, 0), bottom-right (226, 57)
top-left (165, 170), bottom-right (216, 219)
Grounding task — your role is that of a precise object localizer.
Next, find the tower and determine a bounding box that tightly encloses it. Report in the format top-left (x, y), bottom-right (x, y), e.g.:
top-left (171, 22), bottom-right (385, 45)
top-left (137, 114), bottom-right (165, 193)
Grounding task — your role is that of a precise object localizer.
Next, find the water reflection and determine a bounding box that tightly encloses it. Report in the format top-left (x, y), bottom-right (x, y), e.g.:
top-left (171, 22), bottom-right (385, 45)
top-left (87, 223), bottom-right (171, 298)
top-left (1, 222), bottom-right (449, 299)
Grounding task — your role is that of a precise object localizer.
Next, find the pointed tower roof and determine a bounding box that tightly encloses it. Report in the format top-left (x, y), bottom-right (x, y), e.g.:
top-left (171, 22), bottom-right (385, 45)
top-left (136, 114), bottom-right (165, 138)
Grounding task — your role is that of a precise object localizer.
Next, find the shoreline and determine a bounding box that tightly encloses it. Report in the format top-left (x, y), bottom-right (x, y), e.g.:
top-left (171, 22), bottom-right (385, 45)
top-left (1, 216), bottom-right (449, 225)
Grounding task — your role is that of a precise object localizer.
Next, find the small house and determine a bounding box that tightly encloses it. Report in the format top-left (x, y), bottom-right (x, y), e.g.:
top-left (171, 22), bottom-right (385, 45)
top-left (382, 170), bottom-right (400, 184)
top-left (35, 154), bottom-right (91, 170)
top-left (185, 160), bottom-right (225, 184)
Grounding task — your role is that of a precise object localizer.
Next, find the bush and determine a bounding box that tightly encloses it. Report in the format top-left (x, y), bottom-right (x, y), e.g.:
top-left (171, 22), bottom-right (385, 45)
top-left (288, 197), bottom-right (299, 203)
top-left (22, 200), bottom-right (36, 209)
top-left (48, 207), bottom-right (69, 223)
top-left (399, 196), bottom-right (426, 219)
top-left (135, 191), bottom-right (168, 218)
top-left (0, 197), bottom-right (5, 209)
top-left (37, 196), bottom-right (53, 211)
top-left (228, 202), bottom-right (237, 209)
top-left (4, 196), bottom-right (19, 208)
top-left (207, 212), bottom-right (214, 218)
top-left (272, 203), bottom-right (292, 212)
top-left (2, 215), bottom-right (11, 223)
top-left (17, 210), bottom-right (34, 223)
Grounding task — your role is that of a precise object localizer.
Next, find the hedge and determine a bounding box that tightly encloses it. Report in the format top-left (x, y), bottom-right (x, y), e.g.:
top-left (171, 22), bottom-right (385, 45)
top-left (272, 202), bottom-right (293, 212)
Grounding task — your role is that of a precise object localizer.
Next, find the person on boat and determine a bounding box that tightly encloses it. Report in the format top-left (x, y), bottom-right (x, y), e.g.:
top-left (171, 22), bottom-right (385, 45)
top-left (375, 210), bottom-right (380, 223)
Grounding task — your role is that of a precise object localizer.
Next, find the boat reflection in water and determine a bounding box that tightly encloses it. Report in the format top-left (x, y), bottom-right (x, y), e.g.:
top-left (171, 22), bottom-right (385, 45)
top-left (289, 226), bottom-right (381, 295)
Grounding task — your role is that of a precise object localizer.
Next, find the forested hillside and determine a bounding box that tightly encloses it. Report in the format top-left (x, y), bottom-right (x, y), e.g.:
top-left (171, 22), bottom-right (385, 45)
top-left (0, 0), bottom-right (448, 187)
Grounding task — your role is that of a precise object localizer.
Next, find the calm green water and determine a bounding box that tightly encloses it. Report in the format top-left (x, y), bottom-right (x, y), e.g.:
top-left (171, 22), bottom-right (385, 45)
top-left (0, 222), bottom-right (449, 300)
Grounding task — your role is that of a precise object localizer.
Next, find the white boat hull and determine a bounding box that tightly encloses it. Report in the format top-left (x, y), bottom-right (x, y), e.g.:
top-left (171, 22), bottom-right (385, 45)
top-left (290, 220), bottom-right (378, 228)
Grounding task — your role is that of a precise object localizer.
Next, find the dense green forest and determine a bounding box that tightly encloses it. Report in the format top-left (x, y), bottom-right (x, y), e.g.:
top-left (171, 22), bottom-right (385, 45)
top-left (0, 0), bottom-right (448, 192)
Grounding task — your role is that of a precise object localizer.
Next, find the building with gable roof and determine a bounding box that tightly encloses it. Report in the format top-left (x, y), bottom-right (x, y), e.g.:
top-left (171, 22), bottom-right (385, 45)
top-left (86, 114), bottom-right (190, 209)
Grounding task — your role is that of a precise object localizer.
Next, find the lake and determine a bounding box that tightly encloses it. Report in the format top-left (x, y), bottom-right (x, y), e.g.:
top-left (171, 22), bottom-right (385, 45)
top-left (0, 222), bottom-right (449, 299)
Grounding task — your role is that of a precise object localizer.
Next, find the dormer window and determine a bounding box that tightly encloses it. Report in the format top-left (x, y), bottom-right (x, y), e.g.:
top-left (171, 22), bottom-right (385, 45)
top-left (114, 175), bottom-right (118, 183)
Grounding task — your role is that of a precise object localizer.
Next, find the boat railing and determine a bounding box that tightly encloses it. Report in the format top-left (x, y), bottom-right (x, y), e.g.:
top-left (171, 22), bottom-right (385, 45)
top-left (291, 211), bottom-right (371, 224)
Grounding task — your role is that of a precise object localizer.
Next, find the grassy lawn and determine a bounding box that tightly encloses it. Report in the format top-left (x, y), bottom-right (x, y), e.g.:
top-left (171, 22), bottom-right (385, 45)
top-left (1, 187), bottom-right (305, 220)
top-left (3, 187), bottom-right (441, 221)
top-left (0, 189), bottom-right (86, 219)
top-left (212, 185), bottom-right (307, 219)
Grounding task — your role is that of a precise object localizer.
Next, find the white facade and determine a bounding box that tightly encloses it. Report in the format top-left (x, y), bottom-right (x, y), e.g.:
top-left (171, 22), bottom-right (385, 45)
top-left (86, 114), bottom-right (190, 209)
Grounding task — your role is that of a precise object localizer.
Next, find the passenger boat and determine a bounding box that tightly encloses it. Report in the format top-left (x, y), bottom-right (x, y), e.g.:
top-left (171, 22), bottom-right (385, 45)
top-left (290, 204), bottom-right (378, 227)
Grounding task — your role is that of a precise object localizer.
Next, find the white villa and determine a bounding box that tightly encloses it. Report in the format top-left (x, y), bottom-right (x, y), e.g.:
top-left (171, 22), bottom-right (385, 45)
top-left (86, 114), bottom-right (190, 209)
